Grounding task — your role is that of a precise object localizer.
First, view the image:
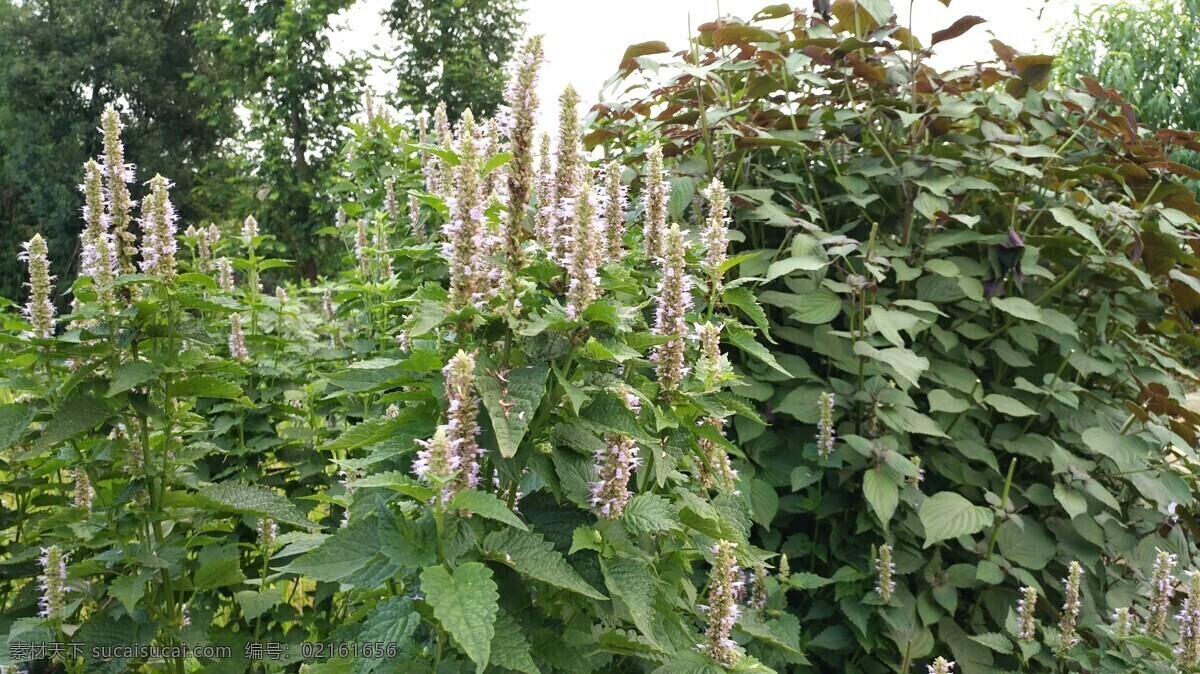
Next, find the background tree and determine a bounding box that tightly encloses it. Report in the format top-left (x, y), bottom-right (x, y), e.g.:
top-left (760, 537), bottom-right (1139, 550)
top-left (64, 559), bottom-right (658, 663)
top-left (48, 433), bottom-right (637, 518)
top-left (1055, 0), bottom-right (1200, 172)
top-left (0, 0), bottom-right (238, 301)
top-left (196, 0), bottom-right (367, 277)
top-left (383, 0), bottom-right (525, 122)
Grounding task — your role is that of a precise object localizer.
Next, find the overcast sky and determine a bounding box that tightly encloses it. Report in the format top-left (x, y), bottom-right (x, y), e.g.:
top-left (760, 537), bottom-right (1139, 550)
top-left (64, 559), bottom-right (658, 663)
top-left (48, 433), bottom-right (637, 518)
top-left (332, 0), bottom-right (1118, 129)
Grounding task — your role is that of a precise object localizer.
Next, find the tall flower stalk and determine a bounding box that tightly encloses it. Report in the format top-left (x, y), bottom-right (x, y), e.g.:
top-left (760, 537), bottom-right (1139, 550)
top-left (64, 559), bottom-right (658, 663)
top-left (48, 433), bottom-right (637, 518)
top-left (501, 35), bottom-right (545, 252)
top-left (1056, 561), bottom-right (1083, 658)
top-left (413, 425), bottom-right (462, 502)
top-left (1147, 548), bottom-right (1178, 636)
top-left (442, 110), bottom-right (490, 310)
top-left (19, 234), bottom-right (56, 340)
top-left (551, 86), bottom-right (584, 263)
top-left (38, 545), bottom-right (68, 621)
top-left (701, 178), bottom-right (730, 300)
top-left (590, 434), bottom-right (639, 519)
top-left (444, 350), bottom-right (483, 493)
top-left (1016, 586), bottom-right (1038, 641)
top-left (874, 544), bottom-right (895, 602)
top-left (138, 175), bottom-right (179, 283)
top-left (641, 143), bottom-right (668, 260)
top-left (703, 540), bottom-right (742, 668)
top-left (101, 104), bottom-right (138, 278)
top-left (565, 174), bottom-right (602, 319)
top-left (534, 133), bottom-right (556, 250)
top-left (601, 160), bottom-right (627, 259)
top-left (651, 224), bottom-right (692, 394)
top-left (79, 158), bottom-right (116, 307)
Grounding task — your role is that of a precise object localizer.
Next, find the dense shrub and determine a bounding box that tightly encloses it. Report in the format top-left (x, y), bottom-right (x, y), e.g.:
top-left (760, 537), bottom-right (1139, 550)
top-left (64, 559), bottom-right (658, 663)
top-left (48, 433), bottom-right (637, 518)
top-left (4, 2), bottom-right (1200, 673)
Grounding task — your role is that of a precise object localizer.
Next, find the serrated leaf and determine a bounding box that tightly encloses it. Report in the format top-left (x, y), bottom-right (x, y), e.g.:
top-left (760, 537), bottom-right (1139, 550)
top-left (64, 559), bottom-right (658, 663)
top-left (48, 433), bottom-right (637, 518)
top-left (928, 390), bottom-right (968, 413)
top-left (864, 468), bottom-right (899, 525)
top-left (604, 558), bottom-right (662, 647)
top-left (355, 597), bottom-right (420, 673)
top-left (622, 493), bottom-right (681, 534)
top-left (789, 289), bottom-right (843, 324)
top-left (853, 342), bottom-right (929, 389)
top-left (919, 492), bottom-right (993, 547)
top-left (421, 563), bottom-right (499, 673)
top-left (107, 361), bottom-right (160, 396)
top-left (174, 374), bottom-right (243, 399)
top-left (450, 490), bottom-right (528, 530)
top-left (968, 632), bottom-right (1013, 654)
top-left (490, 610), bottom-right (539, 674)
top-left (723, 286), bottom-right (771, 337)
top-left (200, 482), bottom-right (319, 530)
top-left (477, 363), bottom-right (548, 458)
top-left (0, 402), bottom-right (34, 452)
top-left (484, 528), bottom-right (606, 600)
top-left (108, 574), bottom-right (148, 614)
top-left (727, 329), bottom-right (790, 377)
top-left (991, 297), bottom-right (1043, 323)
top-left (1049, 207), bottom-right (1105, 252)
top-left (281, 520), bottom-right (379, 580)
top-left (34, 393), bottom-right (112, 451)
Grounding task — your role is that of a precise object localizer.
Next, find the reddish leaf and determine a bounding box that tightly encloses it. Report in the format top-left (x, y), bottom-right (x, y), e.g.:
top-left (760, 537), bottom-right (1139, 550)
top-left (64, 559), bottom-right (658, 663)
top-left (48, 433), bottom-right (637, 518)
top-left (622, 40), bottom-right (670, 61)
top-left (712, 24), bottom-right (781, 48)
top-left (931, 16), bottom-right (986, 46)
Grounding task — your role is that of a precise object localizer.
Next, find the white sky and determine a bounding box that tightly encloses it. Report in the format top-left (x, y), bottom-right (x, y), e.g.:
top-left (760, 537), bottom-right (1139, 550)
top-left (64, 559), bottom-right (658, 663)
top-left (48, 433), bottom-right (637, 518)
top-left (332, 0), bottom-right (1119, 129)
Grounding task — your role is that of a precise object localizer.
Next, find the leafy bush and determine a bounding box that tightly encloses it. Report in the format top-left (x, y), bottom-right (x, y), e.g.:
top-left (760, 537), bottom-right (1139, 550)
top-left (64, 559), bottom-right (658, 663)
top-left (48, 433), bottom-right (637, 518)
top-left (5, 2), bottom-right (1200, 673)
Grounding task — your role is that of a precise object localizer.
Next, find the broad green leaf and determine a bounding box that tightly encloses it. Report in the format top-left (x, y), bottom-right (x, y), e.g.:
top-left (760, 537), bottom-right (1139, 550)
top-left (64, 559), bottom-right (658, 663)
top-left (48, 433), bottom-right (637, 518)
top-left (983, 394), bottom-right (1036, 417)
top-left (765, 256), bottom-right (825, 280)
top-left (968, 632), bottom-right (1013, 654)
top-left (490, 610), bottom-right (539, 674)
top-left (864, 468), bottom-right (899, 525)
top-left (995, 520), bottom-right (1055, 569)
top-left (356, 597), bottom-right (421, 672)
top-left (174, 374), bottom-right (243, 400)
top-left (727, 328), bottom-right (790, 377)
top-left (748, 479), bottom-right (779, 527)
top-left (789, 289), bottom-right (843, 324)
top-left (927, 390), bottom-right (968, 414)
top-left (107, 361), bottom-right (160, 396)
top-left (1054, 483), bottom-right (1088, 518)
top-left (484, 528), bottom-right (606, 600)
top-left (34, 393), bottom-right (112, 451)
top-left (723, 286), bottom-right (772, 337)
top-left (853, 342), bottom-right (929, 389)
top-left (450, 490), bottom-right (528, 530)
top-left (622, 493), bottom-right (681, 534)
top-left (281, 521), bottom-right (379, 580)
top-left (603, 558), bottom-right (662, 647)
top-left (421, 563), bottom-right (499, 673)
top-left (1049, 207), bottom-right (1105, 252)
top-left (482, 152), bottom-right (513, 176)
top-left (990, 297), bottom-right (1043, 323)
top-left (476, 363), bottom-right (548, 458)
top-left (919, 492), bottom-right (993, 547)
top-left (200, 482), bottom-right (319, 530)
top-left (235, 588), bottom-right (284, 621)
top-left (0, 402), bottom-right (34, 452)
top-left (194, 548), bottom-right (246, 590)
top-left (108, 574), bottom-right (148, 614)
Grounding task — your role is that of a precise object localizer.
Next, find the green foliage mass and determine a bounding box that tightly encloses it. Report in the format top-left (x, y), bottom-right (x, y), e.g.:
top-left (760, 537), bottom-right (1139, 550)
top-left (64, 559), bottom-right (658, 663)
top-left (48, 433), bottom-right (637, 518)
top-left (4, 1), bottom-right (1200, 673)
top-left (1054, 0), bottom-right (1200, 175)
top-left (384, 0), bottom-right (525, 122)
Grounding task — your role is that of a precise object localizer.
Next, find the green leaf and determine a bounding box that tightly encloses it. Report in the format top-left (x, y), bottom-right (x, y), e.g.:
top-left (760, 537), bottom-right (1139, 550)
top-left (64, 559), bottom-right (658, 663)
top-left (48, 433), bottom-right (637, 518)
top-left (281, 521), bottom-right (379, 581)
top-left (603, 558), bottom-right (662, 647)
top-left (490, 610), bottom-right (539, 674)
top-left (853, 342), bottom-right (929, 389)
top-left (723, 286), bottom-right (771, 337)
top-left (995, 520), bottom-right (1056, 570)
top-left (194, 549), bottom-right (246, 590)
top-left (927, 390), bottom-right (968, 414)
top-left (108, 574), bottom-right (148, 614)
top-left (107, 361), bottom-right (160, 396)
top-left (1054, 483), bottom-right (1088, 518)
top-left (622, 493), bottom-right (681, 534)
top-left (200, 482), bottom-right (319, 530)
top-left (484, 528), bottom-right (607, 600)
top-left (789, 289), bottom-right (843, 324)
top-left (0, 402), bottom-right (34, 452)
top-left (421, 563), bottom-right (499, 674)
top-left (860, 0), bottom-right (896, 24)
top-left (968, 632), bottom-right (1013, 654)
top-left (450, 490), bottom-right (528, 530)
top-left (174, 374), bottom-right (243, 399)
top-left (879, 406), bottom-right (948, 438)
top-left (864, 468), bottom-right (899, 525)
top-left (990, 297), bottom-right (1043, 323)
top-left (34, 393), bottom-right (112, 451)
top-left (482, 152), bottom-right (513, 176)
top-left (1049, 207), bottom-right (1105, 252)
top-left (983, 394), bottom-right (1036, 417)
top-left (476, 363), bottom-right (548, 458)
top-left (766, 256), bottom-right (825, 280)
top-left (919, 492), bottom-right (993, 547)
top-left (235, 588), bottom-right (284, 621)
top-left (727, 328), bottom-right (790, 377)
top-left (357, 597), bottom-right (421, 671)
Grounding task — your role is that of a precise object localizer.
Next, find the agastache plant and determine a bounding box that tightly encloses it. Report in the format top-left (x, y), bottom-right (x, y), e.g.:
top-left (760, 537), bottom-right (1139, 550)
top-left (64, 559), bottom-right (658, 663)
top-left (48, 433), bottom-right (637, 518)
top-left (652, 224), bottom-right (693, 394)
top-left (590, 434), bottom-right (639, 519)
top-left (1147, 548), bottom-right (1178, 636)
top-left (1056, 561), bottom-right (1083, 658)
top-left (601, 160), bottom-right (627, 259)
top-left (696, 418), bottom-right (737, 493)
top-left (443, 350), bottom-right (483, 493)
top-left (229, 313), bottom-right (248, 360)
top-left (1176, 572), bottom-right (1200, 667)
top-left (1112, 606), bottom-right (1135, 638)
top-left (501, 35), bottom-right (545, 237)
top-left (1016, 586), bottom-right (1039, 641)
top-left (816, 392), bottom-right (836, 458)
top-left (927, 657), bottom-right (955, 674)
top-left (641, 143), bottom-right (668, 260)
top-left (703, 540), bottom-right (743, 668)
top-left (19, 234), bottom-right (56, 340)
top-left (79, 158), bottom-right (116, 306)
top-left (137, 174), bottom-right (179, 283)
top-left (534, 132), bottom-right (556, 250)
top-left (38, 545), bottom-right (68, 621)
top-left (100, 104), bottom-right (138, 278)
top-left (565, 174), bottom-right (602, 320)
top-left (442, 110), bottom-right (492, 310)
top-left (551, 86), bottom-right (584, 263)
top-left (874, 544), bottom-right (895, 602)
top-left (701, 178), bottom-right (730, 299)
top-left (413, 426), bottom-right (462, 502)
